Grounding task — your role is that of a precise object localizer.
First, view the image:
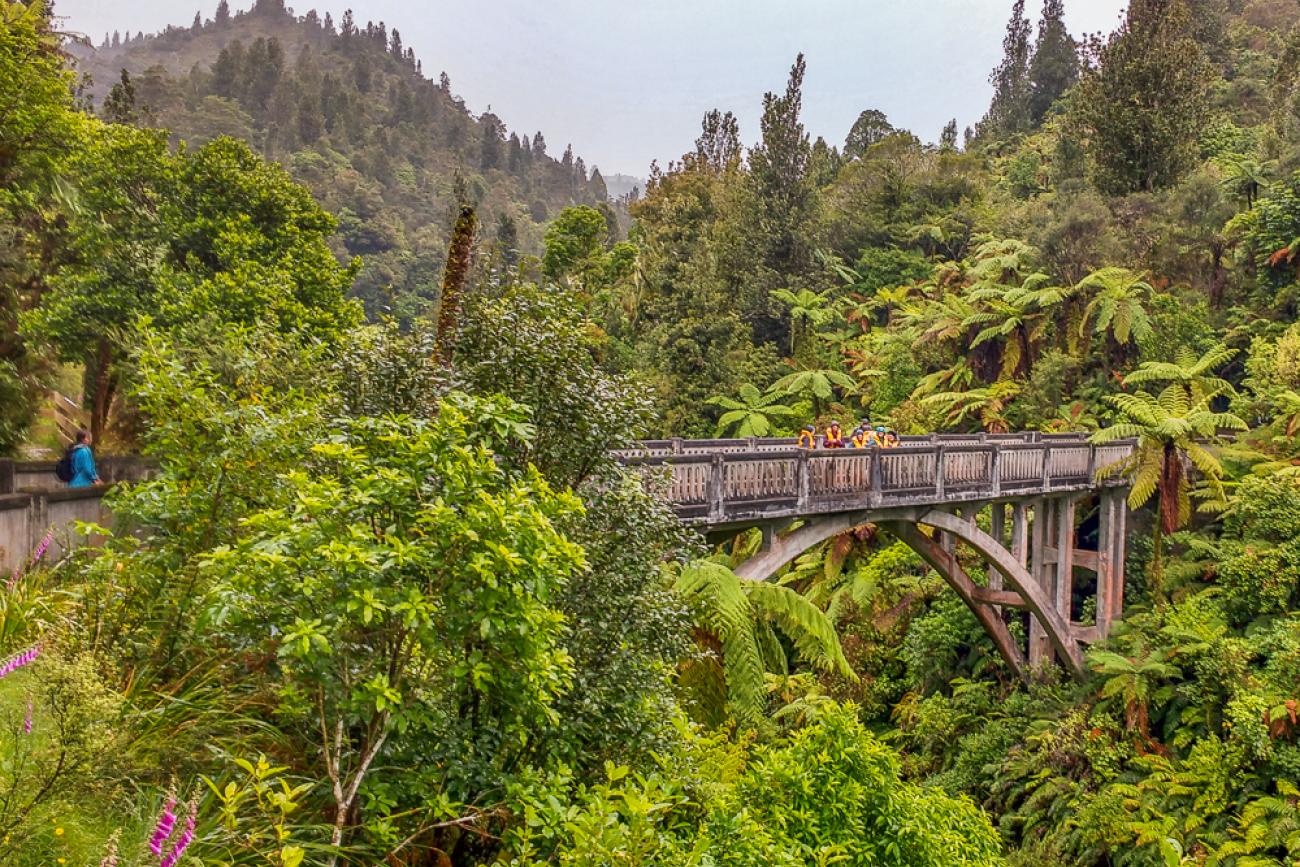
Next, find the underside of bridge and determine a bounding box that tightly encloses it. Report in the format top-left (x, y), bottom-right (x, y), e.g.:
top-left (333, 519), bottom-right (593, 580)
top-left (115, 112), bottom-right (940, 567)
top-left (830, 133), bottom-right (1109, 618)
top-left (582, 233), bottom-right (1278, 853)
top-left (727, 491), bottom-right (1129, 680)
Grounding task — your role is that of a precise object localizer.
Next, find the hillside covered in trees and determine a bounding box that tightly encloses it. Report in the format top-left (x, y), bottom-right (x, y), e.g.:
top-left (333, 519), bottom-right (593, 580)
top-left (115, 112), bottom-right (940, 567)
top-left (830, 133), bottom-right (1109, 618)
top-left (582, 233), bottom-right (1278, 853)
top-left (14, 0), bottom-right (1300, 864)
top-left (71, 0), bottom-right (615, 320)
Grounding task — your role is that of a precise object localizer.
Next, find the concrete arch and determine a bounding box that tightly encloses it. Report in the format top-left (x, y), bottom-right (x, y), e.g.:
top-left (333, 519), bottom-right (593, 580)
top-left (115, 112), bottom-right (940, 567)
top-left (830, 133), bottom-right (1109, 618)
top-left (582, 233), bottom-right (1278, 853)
top-left (914, 509), bottom-right (1085, 678)
top-left (879, 522), bottom-right (1029, 679)
top-left (732, 506), bottom-right (1087, 680)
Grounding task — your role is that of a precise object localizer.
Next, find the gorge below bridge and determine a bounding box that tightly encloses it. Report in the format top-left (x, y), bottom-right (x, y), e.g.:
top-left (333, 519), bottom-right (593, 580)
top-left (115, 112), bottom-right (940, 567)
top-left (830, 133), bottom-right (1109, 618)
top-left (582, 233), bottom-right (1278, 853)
top-left (617, 433), bottom-right (1137, 680)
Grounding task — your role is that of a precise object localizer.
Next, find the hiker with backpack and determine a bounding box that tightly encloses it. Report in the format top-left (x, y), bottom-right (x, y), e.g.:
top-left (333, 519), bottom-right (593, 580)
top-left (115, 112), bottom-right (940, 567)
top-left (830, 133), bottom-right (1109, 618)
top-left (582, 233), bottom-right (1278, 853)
top-left (56, 430), bottom-right (101, 488)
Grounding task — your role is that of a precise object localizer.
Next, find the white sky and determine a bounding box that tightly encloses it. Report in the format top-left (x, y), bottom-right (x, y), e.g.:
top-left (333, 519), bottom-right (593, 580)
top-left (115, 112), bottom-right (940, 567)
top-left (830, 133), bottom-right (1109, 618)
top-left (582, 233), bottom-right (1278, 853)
top-left (55, 0), bottom-right (1130, 178)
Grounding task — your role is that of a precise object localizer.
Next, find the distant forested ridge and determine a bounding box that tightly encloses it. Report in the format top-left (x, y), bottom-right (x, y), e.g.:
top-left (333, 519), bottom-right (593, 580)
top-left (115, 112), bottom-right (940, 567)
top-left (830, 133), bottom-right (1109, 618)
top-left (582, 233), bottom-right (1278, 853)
top-left (71, 0), bottom-right (616, 320)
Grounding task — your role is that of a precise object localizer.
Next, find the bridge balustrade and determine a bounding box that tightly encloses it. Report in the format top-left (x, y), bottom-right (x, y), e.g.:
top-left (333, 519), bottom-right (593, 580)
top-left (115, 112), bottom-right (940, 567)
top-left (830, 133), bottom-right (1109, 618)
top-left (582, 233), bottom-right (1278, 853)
top-left (619, 434), bottom-right (1135, 525)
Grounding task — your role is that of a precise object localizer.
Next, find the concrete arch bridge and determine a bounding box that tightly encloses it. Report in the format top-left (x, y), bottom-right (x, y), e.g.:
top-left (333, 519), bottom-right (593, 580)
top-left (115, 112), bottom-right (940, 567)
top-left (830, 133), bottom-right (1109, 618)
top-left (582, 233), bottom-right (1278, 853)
top-left (618, 433), bottom-right (1135, 680)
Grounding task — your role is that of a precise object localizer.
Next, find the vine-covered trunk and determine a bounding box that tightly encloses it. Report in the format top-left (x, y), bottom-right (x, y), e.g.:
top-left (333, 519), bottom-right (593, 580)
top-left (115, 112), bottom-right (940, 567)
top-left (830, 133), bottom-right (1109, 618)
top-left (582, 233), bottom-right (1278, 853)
top-left (435, 205), bottom-right (478, 365)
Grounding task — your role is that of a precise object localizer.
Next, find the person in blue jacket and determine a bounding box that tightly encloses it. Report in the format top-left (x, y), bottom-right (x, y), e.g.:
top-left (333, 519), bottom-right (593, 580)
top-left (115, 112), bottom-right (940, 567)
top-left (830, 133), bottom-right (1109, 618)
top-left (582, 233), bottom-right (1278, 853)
top-left (68, 430), bottom-right (101, 488)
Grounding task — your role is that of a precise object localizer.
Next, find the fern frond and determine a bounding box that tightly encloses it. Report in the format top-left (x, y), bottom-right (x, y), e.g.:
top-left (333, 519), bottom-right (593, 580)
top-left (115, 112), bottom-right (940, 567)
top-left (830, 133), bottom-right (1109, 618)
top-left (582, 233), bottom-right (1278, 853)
top-left (745, 581), bottom-right (857, 681)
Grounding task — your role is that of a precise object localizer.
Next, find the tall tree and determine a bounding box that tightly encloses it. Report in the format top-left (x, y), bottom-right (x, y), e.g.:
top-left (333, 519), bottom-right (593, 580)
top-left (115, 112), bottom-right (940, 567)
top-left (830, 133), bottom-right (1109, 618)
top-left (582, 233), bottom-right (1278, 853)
top-left (214, 0), bottom-right (229, 24)
top-left (479, 111), bottom-right (502, 171)
top-left (589, 166), bottom-right (608, 201)
top-left (940, 118), bottom-right (959, 152)
top-left (0, 0), bottom-right (86, 454)
top-left (745, 54), bottom-right (816, 295)
top-left (101, 68), bottom-right (141, 125)
top-left (25, 136), bottom-right (361, 442)
top-left (1072, 0), bottom-right (1213, 195)
top-left (978, 0), bottom-right (1033, 138)
top-left (210, 41), bottom-right (242, 98)
top-left (695, 108), bottom-right (741, 171)
top-left (494, 211), bottom-right (519, 269)
top-left (844, 108), bottom-right (894, 158)
top-left (1026, 0), bottom-right (1078, 124)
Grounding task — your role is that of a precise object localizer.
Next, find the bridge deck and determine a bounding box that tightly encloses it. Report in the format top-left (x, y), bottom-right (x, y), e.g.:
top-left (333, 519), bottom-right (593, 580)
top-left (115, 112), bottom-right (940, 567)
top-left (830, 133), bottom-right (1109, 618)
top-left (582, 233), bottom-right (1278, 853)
top-left (619, 433), bottom-right (1134, 529)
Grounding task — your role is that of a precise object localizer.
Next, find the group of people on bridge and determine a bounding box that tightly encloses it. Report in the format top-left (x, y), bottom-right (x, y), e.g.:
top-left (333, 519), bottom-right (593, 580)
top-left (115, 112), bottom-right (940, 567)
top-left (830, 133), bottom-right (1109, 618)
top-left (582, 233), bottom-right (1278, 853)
top-left (797, 420), bottom-right (901, 450)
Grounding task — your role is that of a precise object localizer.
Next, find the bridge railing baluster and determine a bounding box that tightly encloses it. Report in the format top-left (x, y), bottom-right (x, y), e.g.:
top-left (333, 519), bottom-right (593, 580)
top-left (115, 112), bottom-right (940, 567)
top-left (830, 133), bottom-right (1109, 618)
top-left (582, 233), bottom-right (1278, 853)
top-left (618, 434), bottom-right (1136, 525)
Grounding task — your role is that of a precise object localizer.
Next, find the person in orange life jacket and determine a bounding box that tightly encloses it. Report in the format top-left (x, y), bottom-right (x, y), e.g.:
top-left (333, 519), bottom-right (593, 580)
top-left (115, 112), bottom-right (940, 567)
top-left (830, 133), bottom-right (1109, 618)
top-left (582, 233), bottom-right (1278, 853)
top-left (824, 421), bottom-right (845, 449)
top-left (797, 425), bottom-right (817, 448)
top-left (884, 430), bottom-right (901, 448)
top-left (850, 427), bottom-right (869, 448)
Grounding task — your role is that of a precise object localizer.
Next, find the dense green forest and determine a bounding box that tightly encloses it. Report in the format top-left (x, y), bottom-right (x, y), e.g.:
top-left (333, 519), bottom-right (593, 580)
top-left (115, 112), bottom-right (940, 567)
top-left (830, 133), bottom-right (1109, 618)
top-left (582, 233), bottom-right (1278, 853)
top-left (10, 0), bottom-right (1300, 863)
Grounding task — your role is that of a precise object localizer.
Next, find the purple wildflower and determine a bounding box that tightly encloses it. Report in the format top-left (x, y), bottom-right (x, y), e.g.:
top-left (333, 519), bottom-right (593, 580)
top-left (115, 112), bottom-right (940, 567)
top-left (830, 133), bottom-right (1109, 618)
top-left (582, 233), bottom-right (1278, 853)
top-left (0, 645), bottom-right (40, 680)
top-left (9, 530), bottom-right (57, 592)
top-left (31, 529), bottom-right (54, 564)
top-left (148, 794), bottom-right (177, 858)
top-left (160, 802), bottom-right (197, 867)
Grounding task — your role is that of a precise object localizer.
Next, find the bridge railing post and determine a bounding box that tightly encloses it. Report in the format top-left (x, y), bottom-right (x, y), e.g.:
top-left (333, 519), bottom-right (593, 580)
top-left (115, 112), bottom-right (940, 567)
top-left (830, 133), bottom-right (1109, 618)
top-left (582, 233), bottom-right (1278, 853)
top-left (708, 454), bottom-right (726, 522)
top-left (1041, 445), bottom-right (1053, 492)
top-left (934, 445), bottom-right (946, 499)
top-left (796, 449), bottom-right (811, 511)
top-left (671, 438), bottom-right (684, 455)
top-left (869, 449), bottom-right (884, 507)
top-left (990, 446), bottom-right (1001, 497)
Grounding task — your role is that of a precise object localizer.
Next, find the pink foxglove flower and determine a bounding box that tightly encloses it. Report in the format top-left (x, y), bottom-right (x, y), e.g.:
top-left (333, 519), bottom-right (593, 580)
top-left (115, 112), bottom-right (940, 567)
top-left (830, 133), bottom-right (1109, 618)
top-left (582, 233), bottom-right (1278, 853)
top-left (160, 802), bottom-right (197, 867)
top-left (30, 529), bottom-right (54, 564)
top-left (9, 530), bottom-right (57, 592)
top-left (0, 645), bottom-right (39, 680)
top-left (148, 794), bottom-right (178, 858)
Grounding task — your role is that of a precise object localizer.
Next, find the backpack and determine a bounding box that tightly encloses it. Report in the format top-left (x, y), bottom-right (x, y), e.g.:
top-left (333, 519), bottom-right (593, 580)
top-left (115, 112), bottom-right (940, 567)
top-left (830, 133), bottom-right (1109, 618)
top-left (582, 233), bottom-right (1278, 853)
top-left (54, 445), bottom-right (76, 483)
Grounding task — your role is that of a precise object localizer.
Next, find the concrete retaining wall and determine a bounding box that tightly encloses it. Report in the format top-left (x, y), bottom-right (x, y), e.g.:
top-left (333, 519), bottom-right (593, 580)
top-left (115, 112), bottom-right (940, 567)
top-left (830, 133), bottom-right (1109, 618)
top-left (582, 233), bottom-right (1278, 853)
top-left (2, 457), bottom-right (156, 494)
top-left (0, 487), bottom-right (111, 573)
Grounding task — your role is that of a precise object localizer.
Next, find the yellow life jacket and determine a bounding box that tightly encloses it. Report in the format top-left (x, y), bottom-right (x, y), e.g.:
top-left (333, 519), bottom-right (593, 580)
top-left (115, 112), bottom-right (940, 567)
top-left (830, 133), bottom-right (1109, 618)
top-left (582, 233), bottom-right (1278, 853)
top-left (824, 426), bottom-right (845, 448)
top-left (850, 432), bottom-right (868, 448)
top-left (797, 430), bottom-right (816, 448)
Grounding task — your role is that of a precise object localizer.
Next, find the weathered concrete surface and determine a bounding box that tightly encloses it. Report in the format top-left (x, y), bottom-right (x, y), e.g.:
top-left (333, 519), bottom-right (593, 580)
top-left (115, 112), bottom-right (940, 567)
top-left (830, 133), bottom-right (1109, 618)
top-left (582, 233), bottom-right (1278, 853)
top-left (624, 434), bottom-right (1135, 681)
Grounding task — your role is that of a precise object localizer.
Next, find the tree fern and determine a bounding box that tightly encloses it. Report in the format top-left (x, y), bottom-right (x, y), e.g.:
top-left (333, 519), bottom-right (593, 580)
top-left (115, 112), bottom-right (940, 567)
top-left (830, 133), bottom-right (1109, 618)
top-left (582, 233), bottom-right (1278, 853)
top-left (1122, 344), bottom-right (1238, 403)
top-left (675, 561), bottom-right (768, 727)
top-left (1076, 267), bottom-right (1154, 347)
top-left (706, 383), bottom-right (797, 437)
top-left (745, 581), bottom-right (855, 680)
top-left (675, 561), bottom-right (855, 729)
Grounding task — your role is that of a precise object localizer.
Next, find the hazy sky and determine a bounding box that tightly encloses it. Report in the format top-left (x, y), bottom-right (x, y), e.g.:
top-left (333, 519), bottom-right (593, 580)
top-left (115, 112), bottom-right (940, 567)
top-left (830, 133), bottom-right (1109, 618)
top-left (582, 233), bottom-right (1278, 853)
top-left (57, 0), bottom-right (1130, 178)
